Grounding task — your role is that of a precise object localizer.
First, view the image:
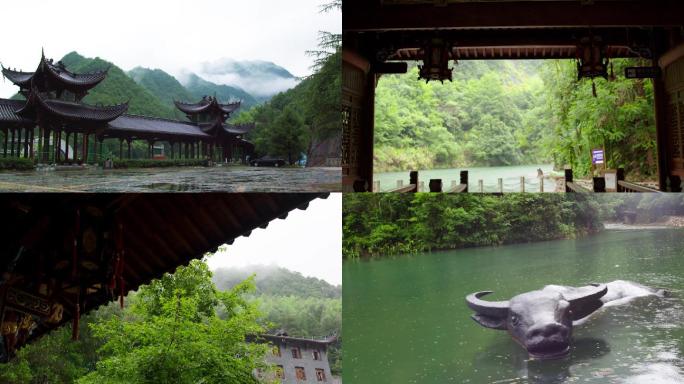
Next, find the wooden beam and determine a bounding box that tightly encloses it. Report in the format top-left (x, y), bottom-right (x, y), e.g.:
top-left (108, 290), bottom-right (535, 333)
top-left (372, 61), bottom-right (408, 74)
top-left (344, 1), bottom-right (684, 32)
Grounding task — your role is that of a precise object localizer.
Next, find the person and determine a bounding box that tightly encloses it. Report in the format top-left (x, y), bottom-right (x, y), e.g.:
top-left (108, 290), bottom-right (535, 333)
top-left (537, 168), bottom-right (544, 178)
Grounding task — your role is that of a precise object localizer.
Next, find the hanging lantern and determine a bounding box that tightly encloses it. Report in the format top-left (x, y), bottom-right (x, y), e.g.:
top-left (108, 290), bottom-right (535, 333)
top-left (576, 35), bottom-right (610, 97)
top-left (418, 39), bottom-right (453, 83)
top-left (576, 35), bottom-right (609, 80)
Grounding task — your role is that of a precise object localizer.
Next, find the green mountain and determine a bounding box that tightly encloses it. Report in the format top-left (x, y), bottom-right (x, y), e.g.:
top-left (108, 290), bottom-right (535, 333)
top-left (127, 67), bottom-right (194, 106)
top-left (212, 265), bottom-right (341, 299)
top-left (183, 73), bottom-right (259, 111)
top-left (60, 52), bottom-right (176, 119)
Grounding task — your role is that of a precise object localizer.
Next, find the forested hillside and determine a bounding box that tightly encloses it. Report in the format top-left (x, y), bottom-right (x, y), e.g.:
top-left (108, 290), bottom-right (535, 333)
top-left (343, 194), bottom-right (602, 258)
top-left (375, 58), bottom-right (656, 178)
top-left (60, 52), bottom-right (177, 119)
top-left (127, 66), bottom-right (195, 119)
top-left (234, 50), bottom-right (341, 163)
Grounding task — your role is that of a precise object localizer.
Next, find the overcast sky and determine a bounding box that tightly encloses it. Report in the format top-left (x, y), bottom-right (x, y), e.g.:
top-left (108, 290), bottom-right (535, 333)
top-left (206, 193), bottom-right (341, 286)
top-left (0, 0), bottom-right (340, 98)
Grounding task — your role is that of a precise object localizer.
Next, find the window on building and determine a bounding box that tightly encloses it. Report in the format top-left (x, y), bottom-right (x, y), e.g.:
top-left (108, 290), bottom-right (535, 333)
top-left (316, 368), bottom-right (326, 382)
top-left (272, 345), bottom-right (281, 357)
top-left (313, 350), bottom-right (321, 360)
top-left (292, 347), bottom-right (302, 359)
top-left (296, 366), bottom-right (306, 380)
top-left (275, 365), bottom-right (284, 379)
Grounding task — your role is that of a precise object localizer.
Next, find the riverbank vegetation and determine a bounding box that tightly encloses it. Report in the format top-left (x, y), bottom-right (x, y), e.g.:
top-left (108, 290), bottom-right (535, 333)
top-left (343, 194), bottom-right (602, 258)
top-left (0, 260), bottom-right (342, 383)
top-left (375, 59), bottom-right (655, 179)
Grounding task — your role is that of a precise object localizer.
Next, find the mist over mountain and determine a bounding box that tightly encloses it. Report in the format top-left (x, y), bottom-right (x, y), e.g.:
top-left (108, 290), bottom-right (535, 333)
top-left (212, 264), bottom-right (341, 299)
top-left (193, 58), bottom-right (300, 99)
top-left (181, 72), bottom-right (259, 111)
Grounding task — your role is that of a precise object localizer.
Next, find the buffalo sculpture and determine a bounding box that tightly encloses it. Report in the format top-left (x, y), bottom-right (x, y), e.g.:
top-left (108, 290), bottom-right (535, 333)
top-left (466, 281), bottom-right (665, 359)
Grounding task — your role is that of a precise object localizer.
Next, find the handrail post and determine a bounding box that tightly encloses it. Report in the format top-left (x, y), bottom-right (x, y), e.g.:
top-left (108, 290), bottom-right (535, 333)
top-left (373, 180), bottom-right (380, 192)
top-left (540, 177), bottom-right (544, 193)
top-left (409, 171), bottom-right (418, 192)
top-left (478, 179), bottom-right (484, 193)
top-left (616, 168), bottom-right (625, 192)
top-left (498, 178), bottom-right (503, 193)
top-left (353, 179), bottom-right (367, 192)
top-left (670, 175), bottom-right (682, 192)
top-left (460, 170), bottom-right (468, 193)
top-left (520, 176), bottom-right (525, 193)
top-left (429, 179), bottom-right (442, 192)
top-left (593, 177), bottom-right (606, 192)
top-left (564, 168), bottom-right (573, 193)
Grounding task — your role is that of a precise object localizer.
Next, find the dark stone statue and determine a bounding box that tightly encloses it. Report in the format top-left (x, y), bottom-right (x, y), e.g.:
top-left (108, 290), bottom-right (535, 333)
top-left (465, 281), bottom-right (665, 359)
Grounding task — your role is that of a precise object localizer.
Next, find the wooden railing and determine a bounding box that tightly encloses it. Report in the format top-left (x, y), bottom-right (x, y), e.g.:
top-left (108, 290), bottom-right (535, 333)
top-left (565, 181), bottom-right (591, 193)
top-left (618, 180), bottom-right (662, 193)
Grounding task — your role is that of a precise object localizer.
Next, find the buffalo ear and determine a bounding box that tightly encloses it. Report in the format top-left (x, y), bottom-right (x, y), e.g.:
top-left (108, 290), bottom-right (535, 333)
top-left (570, 299), bottom-right (603, 321)
top-left (471, 314), bottom-right (507, 330)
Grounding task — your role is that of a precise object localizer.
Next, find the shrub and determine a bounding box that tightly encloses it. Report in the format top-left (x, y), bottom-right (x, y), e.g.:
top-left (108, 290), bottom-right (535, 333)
top-left (0, 157), bottom-right (35, 170)
top-left (103, 159), bottom-right (209, 169)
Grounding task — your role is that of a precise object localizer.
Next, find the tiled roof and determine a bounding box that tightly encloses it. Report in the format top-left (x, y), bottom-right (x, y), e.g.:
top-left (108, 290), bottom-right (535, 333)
top-left (108, 115), bottom-right (211, 138)
top-left (174, 97), bottom-right (241, 115)
top-left (0, 99), bottom-right (33, 124)
top-left (28, 90), bottom-right (128, 122)
top-left (1, 67), bottom-right (33, 87)
top-left (224, 123), bottom-right (256, 135)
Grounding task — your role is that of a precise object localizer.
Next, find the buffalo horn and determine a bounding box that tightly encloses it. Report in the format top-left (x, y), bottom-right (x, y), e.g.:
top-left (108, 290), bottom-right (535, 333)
top-left (465, 291), bottom-right (510, 318)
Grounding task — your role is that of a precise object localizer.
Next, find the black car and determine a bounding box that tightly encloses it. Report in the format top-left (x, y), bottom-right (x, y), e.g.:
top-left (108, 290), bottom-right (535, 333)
top-left (250, 156), bottom-right (287, 167)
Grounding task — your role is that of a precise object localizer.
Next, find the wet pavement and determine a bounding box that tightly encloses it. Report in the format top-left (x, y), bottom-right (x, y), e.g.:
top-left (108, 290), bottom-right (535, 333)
top-left (0, 166), bottom-right (341, 192)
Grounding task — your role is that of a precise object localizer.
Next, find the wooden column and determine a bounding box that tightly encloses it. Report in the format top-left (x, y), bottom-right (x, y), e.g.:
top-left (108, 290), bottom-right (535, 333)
top-left (343, 50), bottom-right (375, 191)
top-left (3, 129), bottom-right (7, 158)
top-left (24, 127), bottom-right (29, 158)
top-left (654, 58), bottom-right (669, 191)
top-left (43, 127), bottom-right (50, 163)
top-left (98, 138), bottom-right (103, 164)
top-left (65, 132), bottom-right (70, 162)
top-left (170, 141), bottom-right (175, 159)
top-left (82, 134), bottom-right (89, 164)
top-left (72, 131), bottom-right (78, 162)
top-left (127, 139), bottom-right (132, 159)
top-left (29, 128), bottom-right (34, 159)
top-left (119, 139), bottom-right (123, 159)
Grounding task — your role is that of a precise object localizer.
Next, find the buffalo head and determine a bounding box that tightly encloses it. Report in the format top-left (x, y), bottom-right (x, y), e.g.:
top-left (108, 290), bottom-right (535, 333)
top-left (465, 284), bottom-right (607, 359)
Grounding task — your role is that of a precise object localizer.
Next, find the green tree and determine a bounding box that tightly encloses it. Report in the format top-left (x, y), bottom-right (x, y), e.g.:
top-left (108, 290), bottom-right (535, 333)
top-left (269, 106), bottom-right (306, 164)
top-left (78, 260), bottom-right (268, 384)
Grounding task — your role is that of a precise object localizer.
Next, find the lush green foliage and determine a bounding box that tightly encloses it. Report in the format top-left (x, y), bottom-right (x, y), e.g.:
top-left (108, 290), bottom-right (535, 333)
top-left (592, 194), bottom-right (684, 223)
top-left (128, 67), bottom-right (195, 116)
top-left (103, 158), bottom-right (209, 169)
top-left (343, 193), bottom-right (602, 258)
top-left (236, 50), bottom-right (341, 161)
top-left (541, 59), bottom-right (656, 178)
top-left (0, 262), bottom-right (341, 382)
top-left (78, 260), bottom-right (267, 384)
top-left (374, 59), bottom-right (656, 178)
top-left (0, 157), bottom-right (34, 170)
top-left (60, 52), bottom-right (177, 120)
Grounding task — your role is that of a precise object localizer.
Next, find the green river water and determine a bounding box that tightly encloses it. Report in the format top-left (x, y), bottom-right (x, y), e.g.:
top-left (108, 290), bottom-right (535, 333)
top-left (343, 226), bottom-right (684, 383)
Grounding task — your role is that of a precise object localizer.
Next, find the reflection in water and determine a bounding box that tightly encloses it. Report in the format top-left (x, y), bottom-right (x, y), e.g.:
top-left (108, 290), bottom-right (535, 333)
top-left (344, 228), bottom-right (684, 384)
top-left (475, 338), bottom-right (611, 384)
top-left (0, 166), bottom-right (341, 192)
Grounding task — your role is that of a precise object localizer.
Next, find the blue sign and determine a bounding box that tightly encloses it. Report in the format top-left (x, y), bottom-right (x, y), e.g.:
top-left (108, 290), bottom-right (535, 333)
top-left (592, 149), bottom-right (604, 165)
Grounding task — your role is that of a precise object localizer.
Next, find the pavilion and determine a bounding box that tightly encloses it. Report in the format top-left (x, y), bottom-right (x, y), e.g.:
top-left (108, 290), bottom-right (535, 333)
top-left (0, 52), bottom-right (255, 165)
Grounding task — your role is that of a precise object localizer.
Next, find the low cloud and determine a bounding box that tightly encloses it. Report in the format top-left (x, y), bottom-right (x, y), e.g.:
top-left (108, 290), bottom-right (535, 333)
top-left (191, 58), bottom-right (300, 97)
